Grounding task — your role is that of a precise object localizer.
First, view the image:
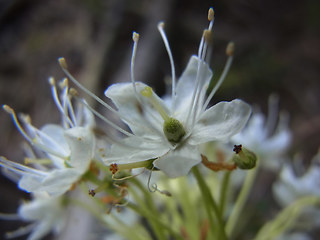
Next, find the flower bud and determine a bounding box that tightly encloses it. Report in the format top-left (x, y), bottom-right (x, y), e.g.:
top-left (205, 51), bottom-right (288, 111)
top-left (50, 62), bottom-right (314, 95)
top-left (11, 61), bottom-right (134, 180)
top-left (232, 144), bottom-right (257, 169)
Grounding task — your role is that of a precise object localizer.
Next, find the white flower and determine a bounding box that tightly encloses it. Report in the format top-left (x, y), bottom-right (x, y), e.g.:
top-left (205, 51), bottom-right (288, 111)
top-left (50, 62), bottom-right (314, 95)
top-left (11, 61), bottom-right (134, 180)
top-left (231, 95), bottom-right (291, 170)
top-left (98, 9), bottom-right (250, 178)
top-left (6, 192), bottom-right (67, 240)
top-left (0, 78), bottom-right (95, 196)
top-left (273, 151), bottom-right (320, 228)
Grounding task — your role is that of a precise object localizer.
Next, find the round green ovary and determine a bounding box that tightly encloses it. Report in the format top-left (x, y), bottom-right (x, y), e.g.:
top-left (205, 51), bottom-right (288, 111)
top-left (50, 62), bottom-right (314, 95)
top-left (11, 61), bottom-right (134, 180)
top-left (163, 118), bottom-right (186, 144)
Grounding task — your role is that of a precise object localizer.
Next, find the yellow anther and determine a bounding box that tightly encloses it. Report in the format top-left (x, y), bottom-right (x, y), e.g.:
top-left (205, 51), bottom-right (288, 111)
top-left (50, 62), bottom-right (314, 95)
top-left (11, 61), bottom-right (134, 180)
top-left (2, 104), bottom-right (13, 114)
top-left (132, 32), bottom-right (140, 42)
top-left (69, 88), bottom-right (79, 97)
top-left (140, 86), bottom-right (153, 98)
top-left (59, 78), bottom-right (69, 89)
top-left (158, 22), bottom-right (165, 29)
top-left (226, 42), bottom-right (235, 56)
top-left (208, 8), bottom-right (215, 21)
top-left (58, 57), bottom-right (68, 69)
top-left (48, 77), bottom-right (56, 86)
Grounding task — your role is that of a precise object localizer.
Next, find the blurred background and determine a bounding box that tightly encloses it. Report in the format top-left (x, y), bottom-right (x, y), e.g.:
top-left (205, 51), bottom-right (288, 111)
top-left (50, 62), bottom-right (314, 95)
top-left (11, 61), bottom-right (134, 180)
top-left (0, 0), bottom-right (319, 239)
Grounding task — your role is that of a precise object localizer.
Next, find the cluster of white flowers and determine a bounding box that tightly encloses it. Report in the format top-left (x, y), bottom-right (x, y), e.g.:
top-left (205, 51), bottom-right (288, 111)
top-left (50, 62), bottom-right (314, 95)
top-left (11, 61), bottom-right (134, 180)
top-left (2, 6), bottom-right (318, 240)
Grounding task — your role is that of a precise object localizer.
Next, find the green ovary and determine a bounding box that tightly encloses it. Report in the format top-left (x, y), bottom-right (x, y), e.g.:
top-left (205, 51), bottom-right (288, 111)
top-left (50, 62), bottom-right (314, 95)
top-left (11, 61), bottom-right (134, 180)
top-left (163, 118), bottom-right (186, 144)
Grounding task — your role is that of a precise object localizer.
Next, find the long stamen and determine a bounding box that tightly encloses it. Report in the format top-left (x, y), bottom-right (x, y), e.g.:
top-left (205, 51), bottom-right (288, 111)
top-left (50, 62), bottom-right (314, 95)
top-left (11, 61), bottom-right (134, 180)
top-left (131, 32), bottom-right (139, 96)
top-left (3, 105), bottom-right (33, 142)
top-left (0, 157), bottom-right (47, 176)
top-left (58, 58), bottom-right (121, 116)
top-left (158, 22), bottom-right (176, 109)
top-left (201, 42), bottom-right (234, 114)
top-left (78, 99), bottom-right (135, 138)
top-left (18, 115), bottom-right (69, 159)
top-left (49, 77), bottom-right (74, 128)
top-left (186, 8), bottom-right (215, 128)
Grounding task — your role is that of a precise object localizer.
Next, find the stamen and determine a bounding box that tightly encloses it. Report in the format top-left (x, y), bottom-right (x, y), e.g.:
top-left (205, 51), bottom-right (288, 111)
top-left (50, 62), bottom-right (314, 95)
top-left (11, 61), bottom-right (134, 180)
top-left (0, 156), bottom-right (47, 176)
top-left (141, 86), bottom-right (170, 121)
top-left (48, 77), bottom-right (74, 128)
top-left (78, 99), bottom-right (135, 138)
top-left (208, 7), bottom-right (215, 22)
top-left (201, 42), bottom-right (234, 114)
top-left (158, 22), bottom-right (176, 108)
top-left (58, 58), bottom-right (120, 116)
top-left (58, 57), bottom-right (158, 137)
top-left (2, 105), bottom-right (33, 142)
top-left (24, 157), bottom-right (52, 165)
top-left (131, 32), bottom-right (140, 95)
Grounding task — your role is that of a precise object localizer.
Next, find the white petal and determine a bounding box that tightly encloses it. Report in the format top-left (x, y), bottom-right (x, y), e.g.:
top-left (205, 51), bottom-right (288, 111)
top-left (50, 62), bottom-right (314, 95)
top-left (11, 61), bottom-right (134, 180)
top-left (174, 56), bottom-right (212, 117)
top-left (38, 169), bottom-right (81, 196)
top-left (64, 127), bottom-right (95, 172)
top-left (103, 136), bottom-right (169, 164)
top-left (189, 99), bottom-right (251, 144)
top-left (153, 144), bottom-right (201, 178)
top-left (104, 82), bottom-right (168, 137)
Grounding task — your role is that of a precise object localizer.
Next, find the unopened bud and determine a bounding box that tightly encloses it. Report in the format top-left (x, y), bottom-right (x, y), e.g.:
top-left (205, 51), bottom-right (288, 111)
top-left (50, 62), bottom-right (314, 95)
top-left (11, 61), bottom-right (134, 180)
top-left (232, 145), bottom-right (257, 170)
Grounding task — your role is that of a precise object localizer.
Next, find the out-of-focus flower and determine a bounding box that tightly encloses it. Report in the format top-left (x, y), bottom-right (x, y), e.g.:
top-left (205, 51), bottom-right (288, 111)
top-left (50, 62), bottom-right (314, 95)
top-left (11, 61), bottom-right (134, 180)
top-left (4, 192), bottom-right (67, 240)
top-left (273, 150), bottom-right (320, 228)
top-left (232, 95), bottom-right (291, 170)
top-left (60, 8), bottom-right (250, 178)
top-left (0, 78), bottom-right (95, 196)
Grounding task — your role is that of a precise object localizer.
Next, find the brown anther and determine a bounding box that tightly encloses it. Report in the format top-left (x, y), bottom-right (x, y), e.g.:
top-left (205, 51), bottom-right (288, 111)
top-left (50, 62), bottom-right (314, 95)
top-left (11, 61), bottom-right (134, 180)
top-left (109, 163), bottom-right (118, 175)
top-left (233, 144), bottom-right (242, 154)
top-left (200, 219), bottom-right (209, 240)
top-left (88, 189), bottom-right (96, 197)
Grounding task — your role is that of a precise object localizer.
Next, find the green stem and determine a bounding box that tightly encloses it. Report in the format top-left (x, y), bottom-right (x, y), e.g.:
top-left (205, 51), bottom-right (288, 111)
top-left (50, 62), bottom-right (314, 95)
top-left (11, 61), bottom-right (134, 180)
top-left (219, 171), bottom-right (231, 218)
top-left (253, 196), bottom-right (320, 240)
top-left (192, 166), bottom-right (228, 240)
top-left (225, 159), bottom-right (259, 238)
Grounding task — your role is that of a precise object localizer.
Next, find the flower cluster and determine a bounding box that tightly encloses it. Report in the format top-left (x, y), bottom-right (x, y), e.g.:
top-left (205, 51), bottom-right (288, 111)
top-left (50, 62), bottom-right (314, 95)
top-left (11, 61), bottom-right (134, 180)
top-left (1, 7), bottom-right (319, 240)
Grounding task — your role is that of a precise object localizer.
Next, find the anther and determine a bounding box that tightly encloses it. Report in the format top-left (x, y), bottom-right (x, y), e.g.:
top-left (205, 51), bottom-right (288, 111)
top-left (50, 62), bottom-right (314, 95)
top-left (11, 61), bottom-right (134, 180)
top-left (226, 42), bottom-right (235, 56)
top-left (88, 189), bottom-right (96, 197)
top-left (132, 32), bottom-right (139, 42)
top-left (208, 8), bottom-right (215, 21)
top-left (2, 105), bottom-right (14, 114)
top-left (59, 78), bottom-right (69, 89)
top-left (110, 163), bottom-right (118, 175)
top-left (69, 88), bottom-right (79, 97)
top-left (233, 144), bottom-right (242, 154)
top-left (48, 77), bottom-right (55, 86)
top-left (58, 57), bottom-right (68, 69)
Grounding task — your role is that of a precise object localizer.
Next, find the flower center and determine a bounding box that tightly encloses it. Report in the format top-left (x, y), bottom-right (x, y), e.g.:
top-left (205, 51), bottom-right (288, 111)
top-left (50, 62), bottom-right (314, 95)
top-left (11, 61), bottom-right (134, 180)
top-left (141, 86), bottom-right (186, 144)
top-left (163, 117), bottom-right (186, 144)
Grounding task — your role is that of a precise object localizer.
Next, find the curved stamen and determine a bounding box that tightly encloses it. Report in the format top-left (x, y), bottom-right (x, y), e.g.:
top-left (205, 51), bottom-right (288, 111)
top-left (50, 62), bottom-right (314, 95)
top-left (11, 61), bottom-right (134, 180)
top-left (3, 105), bottom-right (33, 143)
top-left (158, 22), bottom-right (176, 110)
top-left (0, 157), bottom-right (47, 176)
top-left (48, 77), bottom-right (74, 128)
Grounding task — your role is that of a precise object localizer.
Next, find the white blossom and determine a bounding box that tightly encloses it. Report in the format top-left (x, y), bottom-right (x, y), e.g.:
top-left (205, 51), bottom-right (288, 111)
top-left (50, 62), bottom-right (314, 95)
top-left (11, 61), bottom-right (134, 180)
top-left (0, 79), bottom-right (95, 196)
top-left (98, 10), bottom-right (251, 177)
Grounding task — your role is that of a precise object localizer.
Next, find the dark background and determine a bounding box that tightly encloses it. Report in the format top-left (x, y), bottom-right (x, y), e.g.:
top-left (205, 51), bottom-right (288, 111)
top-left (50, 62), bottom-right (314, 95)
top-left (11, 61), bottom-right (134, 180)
top-left (0, 0), bottom-right (319, 239)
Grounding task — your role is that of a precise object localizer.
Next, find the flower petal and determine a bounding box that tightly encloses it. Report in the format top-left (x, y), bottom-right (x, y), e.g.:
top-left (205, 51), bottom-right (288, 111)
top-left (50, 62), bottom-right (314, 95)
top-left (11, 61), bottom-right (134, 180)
top-left (102, 136), bottom-right (169, 165)
top-left (189, 99), bottom-right (251, 145)
top-left (153, 144), bottom-right (201, 178)
top-left (64, 127), bottom-right (95, 172)
top-left (104, 82), bottom-right (168, 138)
top-left (174, 56), bottom-right (212, 119)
